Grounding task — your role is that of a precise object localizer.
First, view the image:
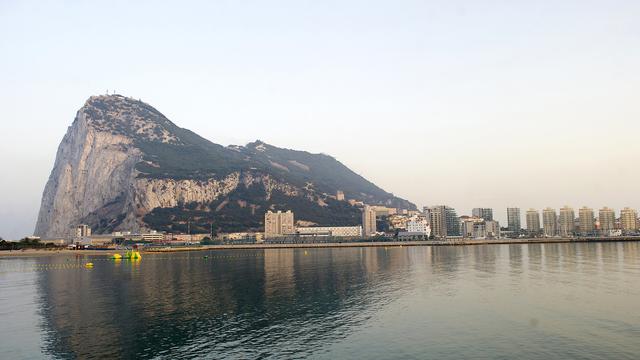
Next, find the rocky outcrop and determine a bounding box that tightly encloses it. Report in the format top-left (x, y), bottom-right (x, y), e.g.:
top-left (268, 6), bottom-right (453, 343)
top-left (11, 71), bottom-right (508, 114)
top-left (34, 109), bottom-right (143, 238)
top-left (35, 95), bottom-right (415, 238)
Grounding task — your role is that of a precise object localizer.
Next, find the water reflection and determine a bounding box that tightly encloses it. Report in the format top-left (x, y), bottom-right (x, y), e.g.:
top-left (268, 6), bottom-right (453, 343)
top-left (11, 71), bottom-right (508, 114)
top-left (0, 242), bottom-right (637, 359)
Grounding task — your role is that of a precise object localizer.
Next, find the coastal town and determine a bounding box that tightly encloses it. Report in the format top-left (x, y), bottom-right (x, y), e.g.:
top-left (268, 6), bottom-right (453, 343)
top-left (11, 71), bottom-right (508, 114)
top-left (11, 194), bottom-right (640, 249)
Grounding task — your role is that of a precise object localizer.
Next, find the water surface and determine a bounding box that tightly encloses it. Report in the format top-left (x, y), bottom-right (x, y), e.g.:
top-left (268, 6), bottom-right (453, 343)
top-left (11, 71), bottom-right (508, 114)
top-left (1, 242), bottom-right (639, 359)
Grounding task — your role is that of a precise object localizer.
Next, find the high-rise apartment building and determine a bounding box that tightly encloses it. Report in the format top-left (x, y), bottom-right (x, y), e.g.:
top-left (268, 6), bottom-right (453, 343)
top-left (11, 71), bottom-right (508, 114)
top-left (542, 208), bottom-right (557, 237)
top-left (264, 210), bottom-right (295, 238)
top-left (472, 208), bottom-right (494, 221)
top-left (620, 207), bottom-right (638, 233)
top-left (507, 208), bottom-right (521, 233)
top-left (599, 207), bottom-right (616, 235)
top-left (578, 207), bottom-right (595, 235)
top-left (428, 206), bottom-right (446, 238)
top-left (446, 207), bottom-right (461, 236)
top-left (362, 205), bottom-right (377, 237)
top-left (427, 206), bottom-right (459, 237)
top-left (558, 206), bottom-right (575, 237)
top-left (526, 209), bottom-right (541, 235)
top-left (74, 224), bottom-right (92, 238)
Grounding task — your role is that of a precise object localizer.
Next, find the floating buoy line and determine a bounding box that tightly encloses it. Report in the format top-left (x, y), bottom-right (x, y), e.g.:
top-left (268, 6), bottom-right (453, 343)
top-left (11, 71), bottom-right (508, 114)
top-left (0, 250), bottom-right (293, 274)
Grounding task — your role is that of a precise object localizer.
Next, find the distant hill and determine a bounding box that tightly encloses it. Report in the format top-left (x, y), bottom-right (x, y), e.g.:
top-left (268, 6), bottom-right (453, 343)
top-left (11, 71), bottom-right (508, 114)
top-left (35, 95), bottom-right (415, 237)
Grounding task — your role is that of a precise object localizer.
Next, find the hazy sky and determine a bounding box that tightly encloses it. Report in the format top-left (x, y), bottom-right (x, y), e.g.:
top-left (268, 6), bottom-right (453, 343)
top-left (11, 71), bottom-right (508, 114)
top-left (1, 1), bottom-right (639, 239)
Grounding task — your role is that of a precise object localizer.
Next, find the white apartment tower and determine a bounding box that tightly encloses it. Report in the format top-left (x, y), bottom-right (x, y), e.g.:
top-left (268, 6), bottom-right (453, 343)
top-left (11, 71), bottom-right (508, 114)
top-left (264, 210), bottom-right (295, 238)
top-left (526, 209), bottom-right (541, 235)
top-left (620, 207), bottom-right (638, 233)
top-left (542, 208), bottom-right (557, 237)
top-left (599, 207), bottom-right (616, 235)
top-left (578, 207), bottom-right (595, 235)
top-left (558, 206), bottom-right (575, 237)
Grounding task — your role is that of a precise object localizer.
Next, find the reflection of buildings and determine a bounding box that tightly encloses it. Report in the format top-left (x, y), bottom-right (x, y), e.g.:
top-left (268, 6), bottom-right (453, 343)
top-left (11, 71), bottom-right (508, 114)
top-left (263, 249), bottom-right (295, 298)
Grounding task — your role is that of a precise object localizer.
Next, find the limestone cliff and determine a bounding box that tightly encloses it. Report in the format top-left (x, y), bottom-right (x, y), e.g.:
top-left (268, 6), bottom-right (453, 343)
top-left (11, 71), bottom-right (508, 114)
top-left (35, 95), bottom-right (415, 238)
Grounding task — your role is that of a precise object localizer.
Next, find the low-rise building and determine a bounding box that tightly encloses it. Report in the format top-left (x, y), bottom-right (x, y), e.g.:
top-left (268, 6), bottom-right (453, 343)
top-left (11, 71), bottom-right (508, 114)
top-left (296, 226), bottom-right (363, 237)
top-left (141, 231), bottom-right (164, 242)
top-left (219, 232), bottom-right (264, 243)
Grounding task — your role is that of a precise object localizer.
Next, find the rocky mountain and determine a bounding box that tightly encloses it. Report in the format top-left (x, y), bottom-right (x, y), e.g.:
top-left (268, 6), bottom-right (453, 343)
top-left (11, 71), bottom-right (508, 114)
top-left (35, 95), bottom-right (415, 238)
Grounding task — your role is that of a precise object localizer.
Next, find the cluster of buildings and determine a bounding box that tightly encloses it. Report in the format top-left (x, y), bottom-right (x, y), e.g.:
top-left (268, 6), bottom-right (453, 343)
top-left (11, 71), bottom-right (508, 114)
top-left (523, 206), bottom-right (639, 237)
top-left (63, 200), bottom-right (640, 247)
top-left (66, 225), bottom-right (264, 247)
top-left (264, 210), bottom-right (365, 239)
top-left (265, 204), bottom-right (640, 241)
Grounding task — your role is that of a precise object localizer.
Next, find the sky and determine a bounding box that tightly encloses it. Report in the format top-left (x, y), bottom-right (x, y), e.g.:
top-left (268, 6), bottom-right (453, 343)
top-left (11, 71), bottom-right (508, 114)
top-left (1, 0), bottom-right (639, 239)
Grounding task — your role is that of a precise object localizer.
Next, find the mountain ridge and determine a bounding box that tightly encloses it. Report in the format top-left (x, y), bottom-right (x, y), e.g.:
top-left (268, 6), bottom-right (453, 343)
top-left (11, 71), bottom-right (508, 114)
top-left (35, 94), bottom-right (415, 238)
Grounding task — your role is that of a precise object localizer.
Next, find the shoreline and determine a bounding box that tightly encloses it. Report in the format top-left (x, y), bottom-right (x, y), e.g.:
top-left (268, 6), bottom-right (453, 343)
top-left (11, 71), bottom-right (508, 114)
top-left (1, 237), bottom-right (639, 257)
top-left (148, 237), bottom-right (640, 252)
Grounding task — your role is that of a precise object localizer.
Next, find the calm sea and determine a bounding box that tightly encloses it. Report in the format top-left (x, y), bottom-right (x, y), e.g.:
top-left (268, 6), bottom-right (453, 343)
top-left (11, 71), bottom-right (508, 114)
top-left (1, 243), bottom-right (639, 359)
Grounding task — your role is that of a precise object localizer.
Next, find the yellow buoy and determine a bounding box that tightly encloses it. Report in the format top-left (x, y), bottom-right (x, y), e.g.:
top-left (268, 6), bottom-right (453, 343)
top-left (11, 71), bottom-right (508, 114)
top-left (111, 254), bottom-right (122, 260)
top-left (85, 262), bottom-right (94, 268)
top-left (125, 250), bottom-right (142, 260)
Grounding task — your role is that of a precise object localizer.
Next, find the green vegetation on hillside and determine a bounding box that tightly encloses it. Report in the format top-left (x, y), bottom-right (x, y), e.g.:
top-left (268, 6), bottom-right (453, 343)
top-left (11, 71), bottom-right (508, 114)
top-left (143, 184), bottom-right (362, 233)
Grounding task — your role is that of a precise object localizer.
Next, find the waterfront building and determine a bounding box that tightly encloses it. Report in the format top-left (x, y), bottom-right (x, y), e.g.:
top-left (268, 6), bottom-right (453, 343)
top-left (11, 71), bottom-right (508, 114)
top-left (74, 224), bottom-right (92, 238)
top-left (473, 222), bottom-right (486, 238)
top-left (558, 206), bottom-right (575, 237)
top-left (578, 207), bottom-right (595, 235)
top-left (296, 226), bottom-right (363, 237)
top-left (362, 205), bottom-right (377, 237)
top-left (620, 207), bottom-right (638, 234)
top-left (387, 214), bottom-right (411, 230)
top-left (336, 190), bottom-right (345, 201)
top-left (445, 207), bottom-right (461, 236)
top-left (542, 208), bottom-right (557, 237)
top-left (459, 216), bottom-right (498, 239)
top-left (164, 233), bottom-right (210, 243)
top-left (265, 210), bottom-right (295, 238)
top-left (485, 220), bottom-right (501, 238)
top-left (460, 216), bottom-right (484, 239)
top-left (141, 231), bottom-right (164, 242)
top-left (507, 208), bottom-right (521, 233)
top-left (421, 205), bottom-right (460, 237)
top-left (406, 216), bottom-right (430, 234)
top-left (599, 207), bottom-right (616, 235)
top-left (526, 209), bottom-right (541, 235)
top-left (472, 208), bottom-right (494, 221)
top-left (219, 232), bottom-right (264, 242)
